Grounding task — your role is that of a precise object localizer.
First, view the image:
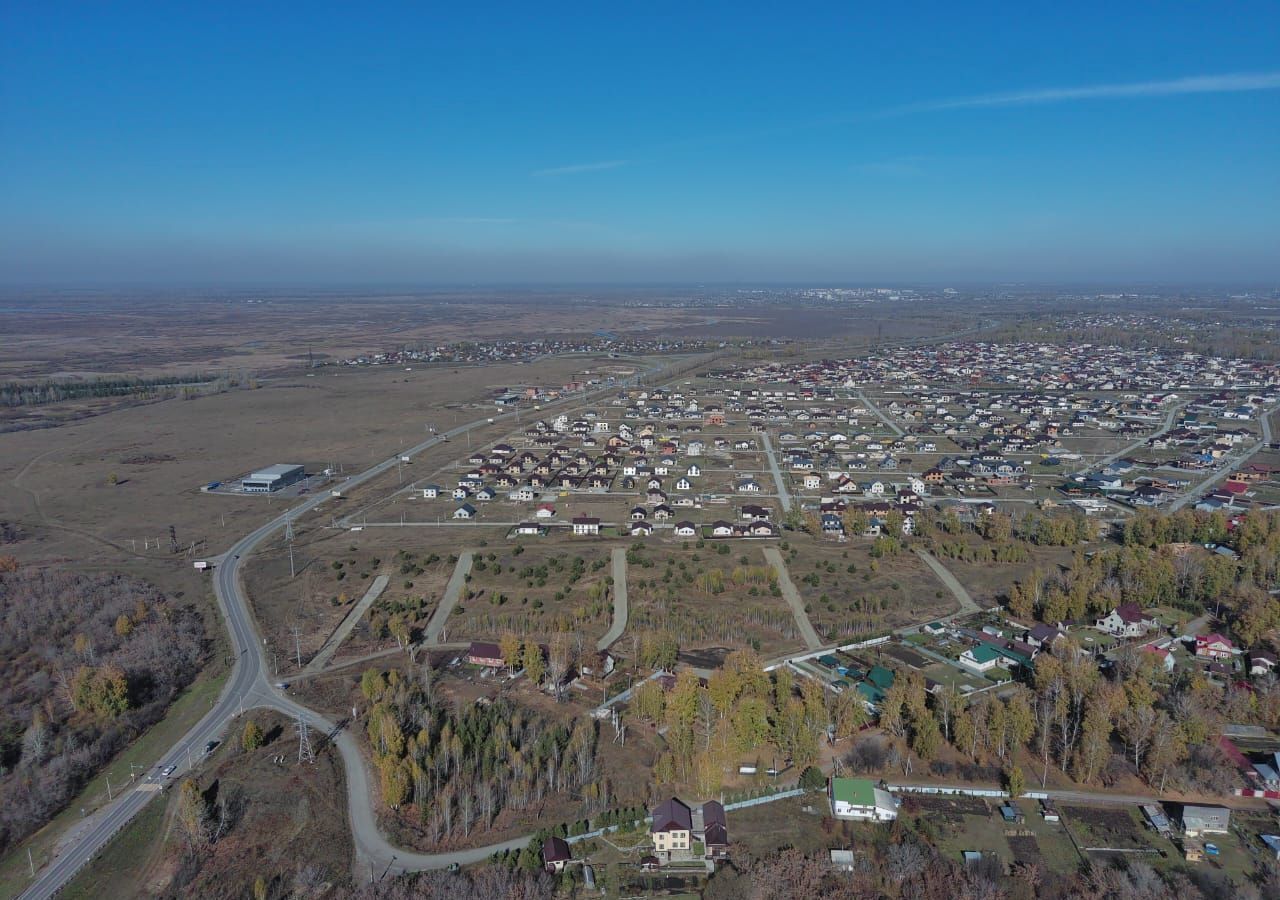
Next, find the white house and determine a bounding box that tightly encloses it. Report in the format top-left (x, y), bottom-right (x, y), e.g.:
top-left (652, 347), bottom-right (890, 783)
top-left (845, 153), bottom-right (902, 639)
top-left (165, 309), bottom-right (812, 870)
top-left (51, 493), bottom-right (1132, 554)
top-left (829, 778), bottom-right (898, 822)
top-left (572, 516), bottom-right (601, 536)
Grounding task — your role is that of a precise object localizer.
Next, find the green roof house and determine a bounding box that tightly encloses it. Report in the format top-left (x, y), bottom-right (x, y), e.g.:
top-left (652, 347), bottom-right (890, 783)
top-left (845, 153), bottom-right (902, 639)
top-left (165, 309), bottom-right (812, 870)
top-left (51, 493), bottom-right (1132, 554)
top-left (829, 777), bottom-right (899, 821)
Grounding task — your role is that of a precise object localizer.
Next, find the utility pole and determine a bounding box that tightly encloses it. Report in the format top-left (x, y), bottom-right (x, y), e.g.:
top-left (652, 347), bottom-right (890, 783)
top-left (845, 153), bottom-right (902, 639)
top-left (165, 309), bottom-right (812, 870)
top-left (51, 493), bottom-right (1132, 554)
top-left (291, 624), bottom-right (303, 668)
top-left (27, 848), bottom-right (34, 878)
top-left (288, 542), bottom-right (296, 579)
top-left (105, 774), bottom-right (113, 801)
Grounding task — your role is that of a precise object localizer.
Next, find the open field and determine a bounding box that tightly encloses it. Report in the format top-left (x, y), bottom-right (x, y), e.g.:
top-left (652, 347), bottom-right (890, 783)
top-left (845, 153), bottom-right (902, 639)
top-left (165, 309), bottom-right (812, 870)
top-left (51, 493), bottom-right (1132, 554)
top-left (242, 526), bottom-right (457, 672)
top-left (783, 541), bottom-right (957, 641)
top-left (623, 541), bottom-right (803, 657)
top-left (447, 540), bottom-right (616, 644)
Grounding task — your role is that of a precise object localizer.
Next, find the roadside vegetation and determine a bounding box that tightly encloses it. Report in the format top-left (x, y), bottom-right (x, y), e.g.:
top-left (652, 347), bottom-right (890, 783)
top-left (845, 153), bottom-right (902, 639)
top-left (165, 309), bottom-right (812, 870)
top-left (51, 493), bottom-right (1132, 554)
top-left (0, 565), bottom-right (205, 853)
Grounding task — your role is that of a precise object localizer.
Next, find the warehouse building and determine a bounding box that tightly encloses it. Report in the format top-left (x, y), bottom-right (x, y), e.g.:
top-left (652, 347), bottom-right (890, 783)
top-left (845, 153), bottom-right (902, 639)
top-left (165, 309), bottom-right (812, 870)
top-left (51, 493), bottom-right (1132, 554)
top-left (241, 464), bottom-right (305, 493)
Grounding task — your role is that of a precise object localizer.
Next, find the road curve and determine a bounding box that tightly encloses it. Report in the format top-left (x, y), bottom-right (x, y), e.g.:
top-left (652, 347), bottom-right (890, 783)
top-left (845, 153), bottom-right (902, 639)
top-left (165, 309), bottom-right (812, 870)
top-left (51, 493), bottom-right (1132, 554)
top-left (21, 356), bottom-right (702, 898)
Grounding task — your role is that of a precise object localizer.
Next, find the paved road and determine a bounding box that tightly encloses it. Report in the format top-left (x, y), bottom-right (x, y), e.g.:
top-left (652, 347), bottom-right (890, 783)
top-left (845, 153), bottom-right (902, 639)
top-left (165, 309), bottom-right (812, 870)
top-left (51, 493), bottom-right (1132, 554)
top-left (914, 547), bottom-right (980, 618)
top-left (20, 355), bottom-right (703, 899)
top-left (596, 548), bottom-right (629, 651)
top-left (422, 552), bottom-right (473, 645)
top-left (1168, 403), bottom-right (1278, 512)
top-left (758, 430), bottom-right (793, 512)
top-left (305, 575), bottom-right (390, 673)
top-left (763, 546), bottom-right (822, 650)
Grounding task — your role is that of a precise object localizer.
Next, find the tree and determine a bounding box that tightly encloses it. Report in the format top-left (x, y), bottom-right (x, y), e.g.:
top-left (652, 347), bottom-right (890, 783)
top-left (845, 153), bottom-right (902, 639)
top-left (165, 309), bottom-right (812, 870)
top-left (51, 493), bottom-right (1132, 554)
top-left (910, 714), bottom-right (942, 760)
top-left (1005, 764), bottom-right (1025, 799)
top-left (1120, 703), bottom-right (1159, 773)
top-left (499, 631), bottom-right (522, 675)
top-left (799, 765), bottom-right (827, 791)
top-left (253, 876), bottom-right (268, 900)
top-left (107, 472), bottom-right (118, 486)
top-left (630, 679), bottom-right (665, 722)
top-left (177, 778), bottom-right (211, 844)
top-left (113, 613), bottom-right (134, 638)
top-left (522, 640), bottom-right (546, 686)
top-left (242, 719), bottom-right (264, 751)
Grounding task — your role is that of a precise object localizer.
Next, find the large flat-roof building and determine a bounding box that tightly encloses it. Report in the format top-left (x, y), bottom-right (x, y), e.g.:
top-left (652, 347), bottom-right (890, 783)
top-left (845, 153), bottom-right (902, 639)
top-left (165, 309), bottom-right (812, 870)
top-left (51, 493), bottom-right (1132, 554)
top-left (241, 464), bottom-right (305, 493)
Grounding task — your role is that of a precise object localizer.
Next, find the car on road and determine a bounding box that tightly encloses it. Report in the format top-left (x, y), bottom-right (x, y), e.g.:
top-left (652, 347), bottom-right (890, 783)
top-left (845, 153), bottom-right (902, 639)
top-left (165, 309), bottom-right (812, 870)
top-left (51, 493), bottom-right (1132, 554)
top-left (161, 765), bottom-right (176, 778)
top-left (204, 740), bottom-right (220, 755)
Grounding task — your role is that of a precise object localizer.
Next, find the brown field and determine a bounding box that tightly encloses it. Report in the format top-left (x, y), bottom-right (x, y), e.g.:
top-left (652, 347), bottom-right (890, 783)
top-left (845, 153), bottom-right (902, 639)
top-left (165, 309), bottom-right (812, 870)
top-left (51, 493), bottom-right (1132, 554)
top-left (242, 526), bottom-right (458, 672)
top-left (625, 541), bottom-right (803, 656)
top-left (449, 540), bottom-right (616, 645)
top-left (783, 541), bottom-right (956, 641)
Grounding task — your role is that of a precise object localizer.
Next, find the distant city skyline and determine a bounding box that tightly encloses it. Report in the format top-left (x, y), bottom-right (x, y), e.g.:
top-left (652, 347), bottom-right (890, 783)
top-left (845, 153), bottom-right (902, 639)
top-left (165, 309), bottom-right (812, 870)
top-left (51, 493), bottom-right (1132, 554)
top-left (2, 3), bottom-right (1278, 284)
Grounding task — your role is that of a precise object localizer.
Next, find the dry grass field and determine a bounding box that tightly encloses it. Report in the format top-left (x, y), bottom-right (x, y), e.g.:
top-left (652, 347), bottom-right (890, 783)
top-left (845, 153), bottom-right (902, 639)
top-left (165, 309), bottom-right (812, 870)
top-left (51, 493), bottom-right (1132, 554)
top-left (624, 541), bottom-right (803, 656)
top-left (783, 540), bottom-right (956, 640)
top-left (449, 539), bottom-right (617, 644)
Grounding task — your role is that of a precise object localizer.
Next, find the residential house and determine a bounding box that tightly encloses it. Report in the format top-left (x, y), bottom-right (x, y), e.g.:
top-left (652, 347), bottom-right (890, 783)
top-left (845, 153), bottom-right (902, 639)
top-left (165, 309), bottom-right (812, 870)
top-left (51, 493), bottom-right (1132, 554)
top-left (466, 641), bottom-right (505, 668)
top-left (700, 801), bottom-right (728, 860)
top-left (650, 797), bottom-right (693, 861)
top-left (453, 503), bottom-right (477, 519)
top-left (542, 836), bottom-right (572, 874)
top-left (1195, 633), bottom-right (1234, 660)
top-left (572, 516), bottom-right (601, 536)
top-left (1181, 805), bottom-right (1231, 837)
top-left (829, 778), bottom-right (899, 822)
top-left (1095, 603), bottom-right (1159, 638)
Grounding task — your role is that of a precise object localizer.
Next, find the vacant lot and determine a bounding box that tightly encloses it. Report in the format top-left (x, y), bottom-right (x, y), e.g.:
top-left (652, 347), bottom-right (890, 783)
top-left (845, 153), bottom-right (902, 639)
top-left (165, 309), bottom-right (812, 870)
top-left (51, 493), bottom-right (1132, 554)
top-left (243, 525), bottom-right (457, 670)
top-left (625, 541), bottom-right (802, 656)
top-left (784, 541), bottom-right (955, 641)
top-left (448, 540), bottom-right (616, 644)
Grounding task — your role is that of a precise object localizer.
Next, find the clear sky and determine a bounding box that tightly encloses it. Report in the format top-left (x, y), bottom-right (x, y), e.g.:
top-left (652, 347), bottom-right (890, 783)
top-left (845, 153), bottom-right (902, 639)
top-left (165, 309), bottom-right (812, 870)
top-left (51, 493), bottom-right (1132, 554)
top-left (2, 2), bottom-right (1278, 284)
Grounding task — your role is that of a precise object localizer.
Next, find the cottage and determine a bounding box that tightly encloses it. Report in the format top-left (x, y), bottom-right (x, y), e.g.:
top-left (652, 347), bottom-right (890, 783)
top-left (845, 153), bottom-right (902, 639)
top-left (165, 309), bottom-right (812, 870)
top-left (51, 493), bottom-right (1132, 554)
top-left (650, 797), bottom-right (693, 860)
top-left (673, 521), bottom-right (698, 537)
top-left (453, 503), bottom-right (477, 520)
top-left (514, 522), bottom-right (545, 536)
top-left (421, 485), bottom-right (441, 498)
top-left (572, 516), bottom-right (601, 536)
top-left (630, 520), bottom-right (654, 537)
top-left (829, 778), bottom-right (898, 821)
top-left (700, 800), bottom-right (728, 859)
top-left (1181, 805), bottom-right (1231, 837)
top-left (466, 641), bottom-right (505, 669)
top-left (959, 644), bottom-right (1003, 673)
top-left (1095, 603), bottom-right (1158, 638)
top-left (1195, 633), bottom-right (1234, 660)
top-left (541, 835), bottom-right (572, 873)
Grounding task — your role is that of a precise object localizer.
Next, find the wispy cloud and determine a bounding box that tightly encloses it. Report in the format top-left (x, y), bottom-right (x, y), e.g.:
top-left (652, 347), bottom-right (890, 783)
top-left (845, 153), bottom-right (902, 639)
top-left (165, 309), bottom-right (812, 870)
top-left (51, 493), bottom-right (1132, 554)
top-left (893, 71), bottom-right (1280, 114)
top-left (533, 159), bottom-right (629, 177)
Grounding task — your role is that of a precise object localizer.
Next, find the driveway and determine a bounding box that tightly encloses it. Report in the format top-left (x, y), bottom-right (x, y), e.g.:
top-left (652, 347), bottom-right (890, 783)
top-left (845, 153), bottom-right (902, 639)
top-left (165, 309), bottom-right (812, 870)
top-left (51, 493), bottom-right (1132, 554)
top-left (763, 546), bottom-right (821, 649)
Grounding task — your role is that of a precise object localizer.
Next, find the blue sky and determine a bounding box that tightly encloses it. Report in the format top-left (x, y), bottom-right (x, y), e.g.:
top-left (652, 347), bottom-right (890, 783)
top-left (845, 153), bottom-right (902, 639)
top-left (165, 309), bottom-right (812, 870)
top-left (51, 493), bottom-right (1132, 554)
top-left (2, 2), bottom-right (1278, 284)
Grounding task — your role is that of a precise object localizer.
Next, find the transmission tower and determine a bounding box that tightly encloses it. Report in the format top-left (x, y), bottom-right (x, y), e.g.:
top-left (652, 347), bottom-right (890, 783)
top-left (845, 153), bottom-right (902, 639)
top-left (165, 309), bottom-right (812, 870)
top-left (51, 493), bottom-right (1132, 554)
top-left (295, 715), bottom-right (315, 764)
top-left (285, 516), bottom-right (295, 542)
top-left (168, 524), bottom-right (179, 554)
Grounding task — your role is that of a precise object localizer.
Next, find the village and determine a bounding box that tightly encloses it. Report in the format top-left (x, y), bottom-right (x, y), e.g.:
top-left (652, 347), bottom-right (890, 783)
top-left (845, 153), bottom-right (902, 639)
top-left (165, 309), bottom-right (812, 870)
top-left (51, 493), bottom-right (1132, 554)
top-left (239, 338), bottom-right (1280, 895)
